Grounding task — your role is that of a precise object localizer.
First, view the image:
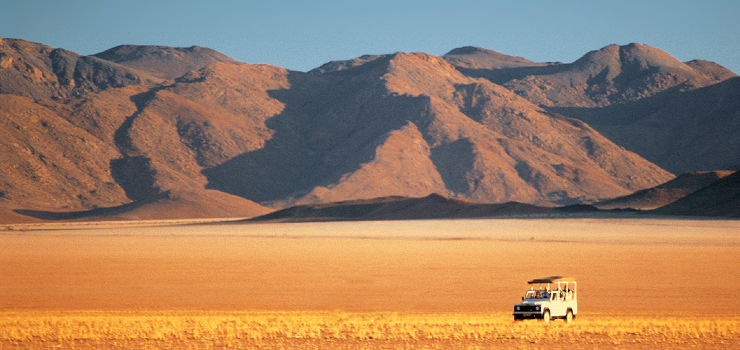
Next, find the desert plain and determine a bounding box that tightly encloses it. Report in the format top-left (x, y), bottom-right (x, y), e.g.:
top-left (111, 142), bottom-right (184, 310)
top-left (2, 218), bottom-right (739, 349)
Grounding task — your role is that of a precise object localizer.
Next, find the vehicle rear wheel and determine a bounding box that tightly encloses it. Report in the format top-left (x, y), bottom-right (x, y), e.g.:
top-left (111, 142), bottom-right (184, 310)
top-left (542, 310), bottom-right (550, 323)
top-left (565, 309), bottom-right (573, 323)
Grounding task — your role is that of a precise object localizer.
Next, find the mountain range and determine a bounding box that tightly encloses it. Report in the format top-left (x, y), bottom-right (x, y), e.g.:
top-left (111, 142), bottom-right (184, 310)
top-left (0, 36), bottom-right (737, 222)
top-left (445, 44), bottom-right (739, 173)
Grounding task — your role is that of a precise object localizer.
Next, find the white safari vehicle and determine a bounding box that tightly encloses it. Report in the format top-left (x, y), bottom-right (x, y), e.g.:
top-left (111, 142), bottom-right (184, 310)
top-left (513, 276), bottom-right (577, 323)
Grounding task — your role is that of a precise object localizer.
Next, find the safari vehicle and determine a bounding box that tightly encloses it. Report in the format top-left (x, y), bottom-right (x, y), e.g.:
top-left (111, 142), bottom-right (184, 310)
top-left (513, 276), bottom-right (577, 323)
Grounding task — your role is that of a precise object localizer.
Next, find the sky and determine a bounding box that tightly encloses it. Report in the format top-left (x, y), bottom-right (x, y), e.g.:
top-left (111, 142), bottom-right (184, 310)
top-left (2, 0), bottom-right (739, 74)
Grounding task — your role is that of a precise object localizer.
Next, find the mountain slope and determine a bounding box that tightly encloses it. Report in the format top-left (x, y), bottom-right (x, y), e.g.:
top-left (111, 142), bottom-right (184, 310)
top-left (547, 76), bottom-right (740, 173)
top-left (0, 39), bottom-right (271, 222)
top-left (203, 52), bottom-right (672, 207)
top-left (0, 93), bottom-right (127, 210)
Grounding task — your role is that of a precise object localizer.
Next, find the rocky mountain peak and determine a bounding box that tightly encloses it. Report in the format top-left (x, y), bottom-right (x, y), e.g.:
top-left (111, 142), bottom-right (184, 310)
top-left (572, 43), bottom-right (695, 79)
top-left (0, 39), bottom-right (159, 100)
top-left (444, 46), bottom-right (547, 69)
top-left (93, 44), bottom-right (239, 79)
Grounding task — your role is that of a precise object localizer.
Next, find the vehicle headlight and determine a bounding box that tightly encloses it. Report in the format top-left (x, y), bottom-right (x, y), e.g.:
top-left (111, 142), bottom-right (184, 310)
top-left (516, 306), bottom-right (520, 311)
top-left (536, 306), bottom-right (541, 311)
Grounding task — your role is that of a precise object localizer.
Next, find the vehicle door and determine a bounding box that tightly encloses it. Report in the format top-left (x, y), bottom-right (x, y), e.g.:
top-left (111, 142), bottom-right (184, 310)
top-left (549, 292), bottom-right (566, 317)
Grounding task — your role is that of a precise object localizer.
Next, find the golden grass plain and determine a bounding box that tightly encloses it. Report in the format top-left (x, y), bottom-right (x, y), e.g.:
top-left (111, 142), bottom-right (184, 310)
top-left (2, 218), bottom-right (739, 349)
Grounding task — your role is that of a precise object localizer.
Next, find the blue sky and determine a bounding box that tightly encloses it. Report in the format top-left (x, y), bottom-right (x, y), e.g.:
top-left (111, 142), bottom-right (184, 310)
top-left (2, 0), bottom-right (739, 74)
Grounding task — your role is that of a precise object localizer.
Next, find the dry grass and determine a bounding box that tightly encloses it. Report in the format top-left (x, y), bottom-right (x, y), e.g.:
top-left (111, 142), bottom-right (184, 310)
top-left (3, 219), bottom-right (740, 349)
top-left (2, 311), bottom-right (739, 349)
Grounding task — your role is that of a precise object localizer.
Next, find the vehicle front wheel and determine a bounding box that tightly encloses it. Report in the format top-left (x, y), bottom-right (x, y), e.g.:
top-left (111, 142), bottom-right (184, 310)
top-left (542, 310), bottom-right (550, 323)
top-left (565, 310), bottom-right (573, 323)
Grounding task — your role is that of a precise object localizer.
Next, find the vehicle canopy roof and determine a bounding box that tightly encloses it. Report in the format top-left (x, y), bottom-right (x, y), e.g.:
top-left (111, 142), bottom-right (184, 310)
top-left (528, 276), bottom-right (576, 284)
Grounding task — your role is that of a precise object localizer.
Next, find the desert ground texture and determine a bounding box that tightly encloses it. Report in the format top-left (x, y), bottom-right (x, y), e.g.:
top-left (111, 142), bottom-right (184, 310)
top-left (2, 218), bottom-right (739, 349)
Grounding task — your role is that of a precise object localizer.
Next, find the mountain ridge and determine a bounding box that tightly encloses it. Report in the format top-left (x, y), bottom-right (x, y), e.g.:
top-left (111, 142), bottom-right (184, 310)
top-left (445, 43), bottom-right (736, 108)
top-left (442, 42), bottom-right (739, 174)
top-left (0, 38), bottom-right (161, 100)
top-left (1, 38), bottom-right (737, 222)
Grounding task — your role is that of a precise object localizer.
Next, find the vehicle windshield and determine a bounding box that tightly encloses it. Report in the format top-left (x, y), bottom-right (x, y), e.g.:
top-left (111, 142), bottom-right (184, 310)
top-left (524, 290), bottom-right (549, 299)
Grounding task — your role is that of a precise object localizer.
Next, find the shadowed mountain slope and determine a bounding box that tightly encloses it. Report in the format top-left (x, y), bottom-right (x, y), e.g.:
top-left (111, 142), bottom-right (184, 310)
top-left (596, 171), bottom-right (735, 210)
top-left (652, 171), bottom-right (740, 218)
top-left (547, 77), bottom-right (740, 174)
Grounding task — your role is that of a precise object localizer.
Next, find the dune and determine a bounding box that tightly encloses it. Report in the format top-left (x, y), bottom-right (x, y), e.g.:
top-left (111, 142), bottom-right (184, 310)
top-left (250, 193), bottom-right (606, 222)
top-left (12, 189), bottom-right (270, 221)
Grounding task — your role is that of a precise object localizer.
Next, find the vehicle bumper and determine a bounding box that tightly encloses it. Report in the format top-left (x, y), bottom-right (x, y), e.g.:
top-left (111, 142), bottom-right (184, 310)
top-left (513, 312), bottom-right (577, 320)
top-left (513, 312), bottom-right (544, 319)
